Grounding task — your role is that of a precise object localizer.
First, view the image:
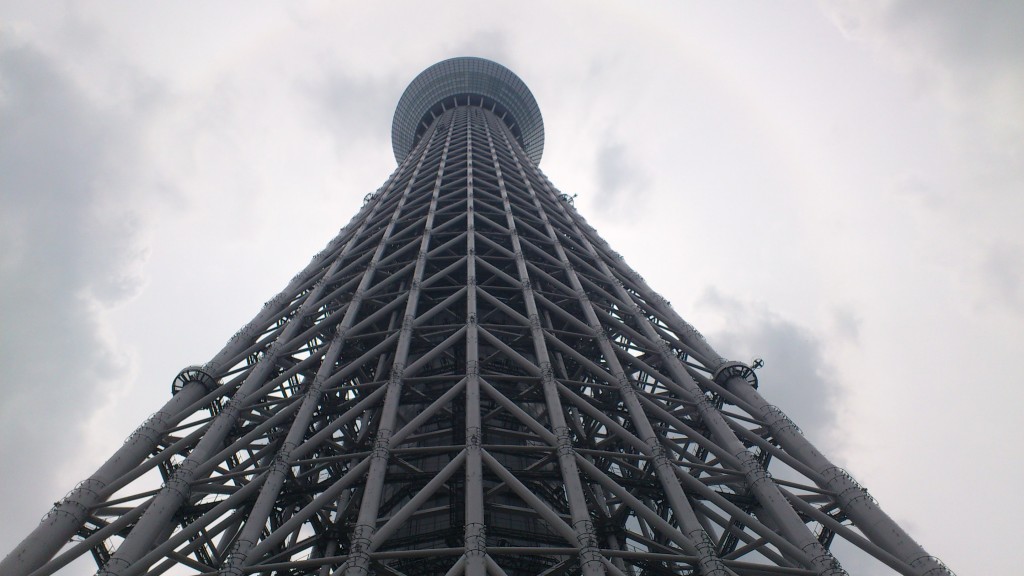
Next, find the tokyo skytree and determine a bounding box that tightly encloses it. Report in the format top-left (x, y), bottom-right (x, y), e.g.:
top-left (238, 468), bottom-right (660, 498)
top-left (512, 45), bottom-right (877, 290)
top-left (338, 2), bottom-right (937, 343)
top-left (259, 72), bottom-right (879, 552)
top-left (2, 57), bottom-right (952, 576)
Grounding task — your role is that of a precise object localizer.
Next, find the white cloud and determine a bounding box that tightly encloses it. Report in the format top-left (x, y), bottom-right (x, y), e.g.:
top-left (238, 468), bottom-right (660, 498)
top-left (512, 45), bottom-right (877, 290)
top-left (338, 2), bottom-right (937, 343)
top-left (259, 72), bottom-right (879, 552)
top-left (2, 2), bottom-right (1021, 573)
top-left (697, 288), bottom-right (843, 447)
top-left (0, 38), bottom-right (154, 550)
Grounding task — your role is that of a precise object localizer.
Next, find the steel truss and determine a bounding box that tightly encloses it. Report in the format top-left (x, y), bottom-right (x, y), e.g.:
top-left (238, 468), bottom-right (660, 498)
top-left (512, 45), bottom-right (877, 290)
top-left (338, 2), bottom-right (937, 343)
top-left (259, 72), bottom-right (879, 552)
top-left (2, 59), bottom-right (953, 576)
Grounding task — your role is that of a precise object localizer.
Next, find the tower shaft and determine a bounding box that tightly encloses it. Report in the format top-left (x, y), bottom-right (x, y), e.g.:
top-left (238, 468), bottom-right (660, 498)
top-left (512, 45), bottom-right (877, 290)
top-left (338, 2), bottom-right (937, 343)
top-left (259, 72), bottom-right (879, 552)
top-left (2, 58), bottom-right (952, 576)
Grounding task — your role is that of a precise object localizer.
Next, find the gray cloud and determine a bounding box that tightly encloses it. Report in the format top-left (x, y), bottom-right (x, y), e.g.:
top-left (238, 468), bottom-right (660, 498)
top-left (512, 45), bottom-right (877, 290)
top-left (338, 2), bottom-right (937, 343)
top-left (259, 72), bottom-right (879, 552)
top-left (697, 288), bottom-right (842, 447)
top-left (980, 241), bottom-right (1024, 311)
top-left (591, 140), bottom-right (651, 214)
top-left (308, 70), bottom-right (403, 157)
top-left (0, 41), bottom-right (151, 549)
top-left (877, 1), bottom-right (1024, 68)
top-left (829, 1), bottom-right (1024, 146)
top-left (0, 3), bottom-right (1011, 571)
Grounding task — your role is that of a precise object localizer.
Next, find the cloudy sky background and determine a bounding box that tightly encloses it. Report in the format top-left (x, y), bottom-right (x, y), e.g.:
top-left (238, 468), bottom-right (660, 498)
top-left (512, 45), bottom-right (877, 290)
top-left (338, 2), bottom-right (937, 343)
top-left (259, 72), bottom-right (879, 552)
top-left (1, 2), bottom-right (1021, 573)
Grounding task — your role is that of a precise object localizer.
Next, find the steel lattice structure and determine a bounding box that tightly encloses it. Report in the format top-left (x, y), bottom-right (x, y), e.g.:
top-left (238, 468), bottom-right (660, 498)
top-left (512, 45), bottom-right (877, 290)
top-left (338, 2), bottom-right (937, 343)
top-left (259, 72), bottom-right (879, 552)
top-left (3, 57), bottom-right (952, 576)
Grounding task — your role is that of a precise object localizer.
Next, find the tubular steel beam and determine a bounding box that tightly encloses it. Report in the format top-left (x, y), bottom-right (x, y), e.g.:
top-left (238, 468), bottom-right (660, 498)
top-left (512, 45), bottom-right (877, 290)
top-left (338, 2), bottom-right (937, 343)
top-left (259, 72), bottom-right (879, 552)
top-left (3, 58), bottom-right (951, 576)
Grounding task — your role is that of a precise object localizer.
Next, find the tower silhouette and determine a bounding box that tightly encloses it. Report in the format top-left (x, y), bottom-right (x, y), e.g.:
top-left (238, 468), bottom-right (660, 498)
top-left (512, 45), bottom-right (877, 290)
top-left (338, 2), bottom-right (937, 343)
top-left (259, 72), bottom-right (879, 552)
top-left (3, 57), bottom-right (952, 576)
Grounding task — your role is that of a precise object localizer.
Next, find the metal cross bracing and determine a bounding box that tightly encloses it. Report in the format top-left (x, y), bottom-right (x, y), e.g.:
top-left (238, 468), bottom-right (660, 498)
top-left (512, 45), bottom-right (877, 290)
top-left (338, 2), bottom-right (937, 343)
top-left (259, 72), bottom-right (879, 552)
top-left (2, 59), bottom-right (953, 576)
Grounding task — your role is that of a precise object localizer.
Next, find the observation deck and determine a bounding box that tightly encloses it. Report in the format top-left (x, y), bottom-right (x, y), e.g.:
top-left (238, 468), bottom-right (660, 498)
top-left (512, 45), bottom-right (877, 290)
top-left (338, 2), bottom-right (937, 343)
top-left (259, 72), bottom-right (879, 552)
top-left (392, 57), bottom-right (545, 165)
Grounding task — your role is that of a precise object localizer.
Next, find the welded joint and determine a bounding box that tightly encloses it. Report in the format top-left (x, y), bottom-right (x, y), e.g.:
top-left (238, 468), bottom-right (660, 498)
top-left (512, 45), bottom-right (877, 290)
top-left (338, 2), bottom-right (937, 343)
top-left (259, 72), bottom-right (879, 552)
top-left (41, 478), bottom-right (102, 524)
top-left (528, 313), bottom-right (541, 330)
top-left (646, 437), bottom-right (674, 474)
top-left (372, 428), bottom-right (392, 459)
top-left (124, 411), bottom-right (173, 446)
top-left (345, 524), bottom-right (374, 575)
top-left (466, 426), bottom-right (482, 449)
top-left (822, 466), bottom-right (878, 508)
top-left (800, 541), bottom-right (847, 576)
top-left (262, 292), bottom-right (291, 312)
top-left (653, 338), bottom-right (673, 356)
top-left (313, 245), bottom-right (333, 262)
top-left (573, 519), bottom-right (603, 568)
top-left (202, 359), bottom-right (221, 379)
top-left (66, 478), bottom-right (104, 502)
top-left (270, 445), bottom-right (295, 476)
top-left (164, 459), bottom-right (200, 501)
top-left (693, 394), bottom-right (717, 418)
top-left (264, 337), bottom-right (286, 360)
top-left (615, 375), bottom-right (635, 397)
top-left (554, 426), bottom-right (574, 457)
top-left (465, 522), bottom-right (486, 557)
top-left (221, 395), bottom-right (247, 416)
top-left (760, 404), bottom-right (803, 437)
top-left (734, 449), bottom-right (774, 491)
top-left (229, 325), bottom-right (257, 345)
top-left (539, 360), bottom-right (554, 382)
top-left (97, 556), bottom-right (131, 576)
top-left (222, 538), bottom-right (256, 575)
top-left (684, 323), bottom-right (708, 340)
top-left (910, 555), bottom-right (957, 576)
top-left (389, 362), bottom-right (406, 384)
top-left (687, 528), bottom-right (729, 576)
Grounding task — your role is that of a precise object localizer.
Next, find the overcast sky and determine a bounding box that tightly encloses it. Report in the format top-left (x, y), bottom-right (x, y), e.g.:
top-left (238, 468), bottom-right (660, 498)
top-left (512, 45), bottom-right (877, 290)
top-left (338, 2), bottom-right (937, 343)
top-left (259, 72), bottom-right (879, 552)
top-left (1, 2), bottom-right (1021, 573)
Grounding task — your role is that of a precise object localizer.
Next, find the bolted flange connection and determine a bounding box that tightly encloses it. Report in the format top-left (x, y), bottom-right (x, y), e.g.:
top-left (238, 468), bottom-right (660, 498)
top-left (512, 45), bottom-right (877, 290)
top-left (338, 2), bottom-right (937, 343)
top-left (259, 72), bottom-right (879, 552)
top-left (713, 360), bottom-right (759, 389)
top-left (171, 366), bottom-right (218, 397)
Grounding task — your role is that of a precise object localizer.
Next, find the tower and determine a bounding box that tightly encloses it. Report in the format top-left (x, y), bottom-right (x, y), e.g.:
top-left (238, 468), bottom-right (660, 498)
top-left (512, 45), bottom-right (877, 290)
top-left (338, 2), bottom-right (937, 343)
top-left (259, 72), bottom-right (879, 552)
top-left (2, 56), bottom-right (951, 575)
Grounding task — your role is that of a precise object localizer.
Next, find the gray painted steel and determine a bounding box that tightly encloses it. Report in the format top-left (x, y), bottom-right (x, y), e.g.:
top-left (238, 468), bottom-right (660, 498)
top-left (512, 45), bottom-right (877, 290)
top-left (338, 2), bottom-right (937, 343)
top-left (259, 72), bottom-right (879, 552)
top-left (392, 57), bottom-right (544, 165)
top-left (2, 58), bottom-right (952, 576)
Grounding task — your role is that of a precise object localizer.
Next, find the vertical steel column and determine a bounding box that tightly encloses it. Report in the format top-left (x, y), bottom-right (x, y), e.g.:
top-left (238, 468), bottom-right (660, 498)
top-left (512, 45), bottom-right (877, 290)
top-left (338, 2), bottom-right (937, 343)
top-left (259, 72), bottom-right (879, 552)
top-left (96, 112), bottom-right (444, 576)
top-left (340, 110), bottom-right (455, 576)
top-left (219, 116), bottom-right (446, 575)
top-left (0, 194), bottom-right (387, 575)
top-left (97, 307), bottom-right (301, 570)
top-left (490, 117), bottom-right (732, 576)
top-left (463, 109), bottom-right (487, 576)
top-left (7, 57), bottom-right (951, 576)
top-left (1, 386), bottom-right (204, 575)
top-left (721, 379), bottom-right (948, 576)
top-left (589, 222), bottom-right (947, 576)
top-left (480, 108), bottom-right (605, 576)
top-left (524, 156), bottom-right (848, 576)
top-left (99, 257), bottom-right (353, 574)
